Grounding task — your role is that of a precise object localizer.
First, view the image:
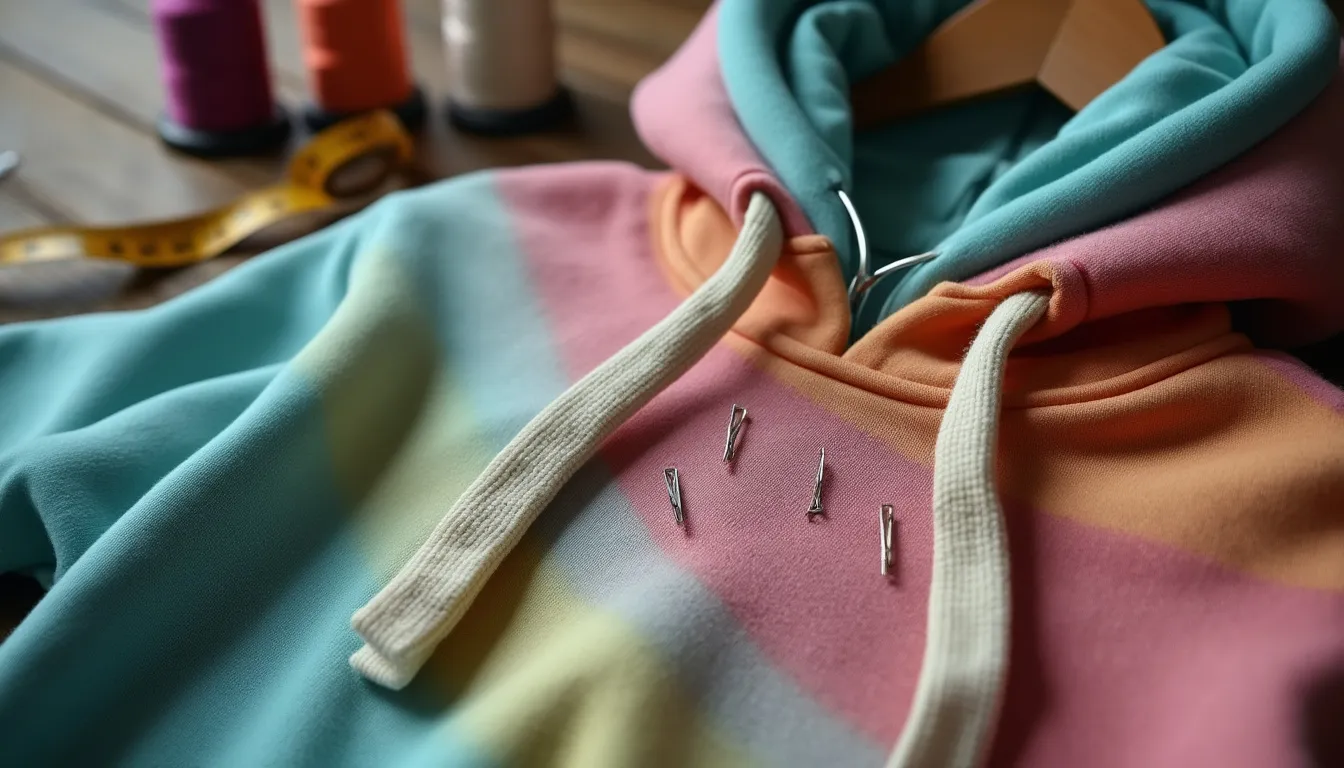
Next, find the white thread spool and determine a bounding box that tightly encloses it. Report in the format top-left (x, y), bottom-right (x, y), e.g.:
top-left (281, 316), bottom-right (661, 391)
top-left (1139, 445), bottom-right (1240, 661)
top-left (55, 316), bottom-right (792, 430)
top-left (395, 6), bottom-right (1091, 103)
top-left (442, 0), bottom-right (571, 134)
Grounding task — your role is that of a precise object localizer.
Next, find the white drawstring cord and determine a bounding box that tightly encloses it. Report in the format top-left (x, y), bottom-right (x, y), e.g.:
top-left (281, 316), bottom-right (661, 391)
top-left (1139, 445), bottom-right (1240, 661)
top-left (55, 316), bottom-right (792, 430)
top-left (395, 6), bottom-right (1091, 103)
top-left (350, 192), bottom-right (784, 689)
top-left (349, 178), bottom-right (1045, 766)
top-left (887, 290), bottom-right (1049, 768)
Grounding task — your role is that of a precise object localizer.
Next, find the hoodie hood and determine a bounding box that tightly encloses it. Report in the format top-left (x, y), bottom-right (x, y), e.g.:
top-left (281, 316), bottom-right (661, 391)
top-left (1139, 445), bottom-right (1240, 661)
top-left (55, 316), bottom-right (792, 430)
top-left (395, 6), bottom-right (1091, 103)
top-left (637, 0), bottom-right (1339, 334)
top-left (644, 45), bottom-right (1344, 365)
top-left (969, 48), bottom-right (1344, 350)
top-left (632, 3), bottom-right (812, 238)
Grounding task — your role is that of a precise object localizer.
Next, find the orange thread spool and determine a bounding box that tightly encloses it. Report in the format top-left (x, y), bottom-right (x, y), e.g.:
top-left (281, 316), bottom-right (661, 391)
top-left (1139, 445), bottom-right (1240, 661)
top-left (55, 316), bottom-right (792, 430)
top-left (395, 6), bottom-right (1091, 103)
top-left (297, 0), bottom-right (425, 130)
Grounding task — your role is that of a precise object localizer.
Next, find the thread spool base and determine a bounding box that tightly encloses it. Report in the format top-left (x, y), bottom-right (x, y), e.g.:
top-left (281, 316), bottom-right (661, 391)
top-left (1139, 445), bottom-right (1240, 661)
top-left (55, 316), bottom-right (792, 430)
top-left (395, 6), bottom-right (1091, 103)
top-left (447, 88), bottom-right (572, 136)
top-left (157, 107), bottom-right (292, 158)
top-left (303, 86), bottom-right (427, 133)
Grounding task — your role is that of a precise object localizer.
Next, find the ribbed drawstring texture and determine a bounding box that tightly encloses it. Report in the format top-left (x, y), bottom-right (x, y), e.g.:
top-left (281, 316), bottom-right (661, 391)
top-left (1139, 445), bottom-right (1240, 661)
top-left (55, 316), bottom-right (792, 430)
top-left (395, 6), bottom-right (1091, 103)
top-left (350, 191), bottom-right (784, 689)
top-left (887, 290), bottom-right (1049, 768)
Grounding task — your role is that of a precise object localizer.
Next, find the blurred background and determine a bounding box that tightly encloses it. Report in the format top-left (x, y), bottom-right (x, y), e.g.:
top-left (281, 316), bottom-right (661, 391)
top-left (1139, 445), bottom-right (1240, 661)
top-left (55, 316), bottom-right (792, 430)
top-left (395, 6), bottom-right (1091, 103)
top-left (0, 0), bottom-right (712, 322)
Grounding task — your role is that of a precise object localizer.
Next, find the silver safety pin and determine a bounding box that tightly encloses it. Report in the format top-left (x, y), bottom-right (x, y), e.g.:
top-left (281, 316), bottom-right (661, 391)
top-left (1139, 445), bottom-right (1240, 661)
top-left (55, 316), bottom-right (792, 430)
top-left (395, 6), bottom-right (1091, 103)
top-left (880, 504), bottom-right (895, 576)
top-left (807, 448), bottom-right (826, 519)
top-left (664, 468), bottom-right (684, 527)
top-left (836, 188), bottom-right (937, 311)
top-left (722, 404), bottom-right (747, 464)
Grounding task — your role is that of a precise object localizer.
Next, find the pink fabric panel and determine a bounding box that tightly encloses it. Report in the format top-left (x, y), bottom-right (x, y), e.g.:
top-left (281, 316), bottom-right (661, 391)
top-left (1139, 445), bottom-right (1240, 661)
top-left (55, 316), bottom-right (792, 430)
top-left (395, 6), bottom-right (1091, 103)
top-left (496, 165), bottom-right (1344, 764)
top-left (601, 346), bottom-right (936, 741)
top-left (993, 506), bottom-right (1344, 768)
top-left (631, 2), bottom-right (813, 236)
top-left (973, 50), bottom-right (1344, 347)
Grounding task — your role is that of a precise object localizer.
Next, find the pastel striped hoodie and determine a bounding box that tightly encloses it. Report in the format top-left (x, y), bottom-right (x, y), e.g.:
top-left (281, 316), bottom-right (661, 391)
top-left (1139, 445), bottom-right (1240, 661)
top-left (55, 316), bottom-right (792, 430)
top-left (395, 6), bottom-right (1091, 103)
top-left (1, 1), bottom-right (1343, 766)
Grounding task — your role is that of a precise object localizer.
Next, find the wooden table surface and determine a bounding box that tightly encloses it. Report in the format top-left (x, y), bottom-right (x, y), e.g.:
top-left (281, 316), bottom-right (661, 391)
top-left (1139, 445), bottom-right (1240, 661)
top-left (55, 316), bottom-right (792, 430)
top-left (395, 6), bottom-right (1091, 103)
top-left (0, 0), bottom-right (710, 322)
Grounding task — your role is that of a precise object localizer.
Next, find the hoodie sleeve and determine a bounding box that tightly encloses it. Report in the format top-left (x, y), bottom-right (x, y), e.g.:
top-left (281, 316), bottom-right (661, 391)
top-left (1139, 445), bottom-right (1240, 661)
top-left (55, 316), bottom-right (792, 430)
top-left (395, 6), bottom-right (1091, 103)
top-left (0, 211), bottom-right (367, 586)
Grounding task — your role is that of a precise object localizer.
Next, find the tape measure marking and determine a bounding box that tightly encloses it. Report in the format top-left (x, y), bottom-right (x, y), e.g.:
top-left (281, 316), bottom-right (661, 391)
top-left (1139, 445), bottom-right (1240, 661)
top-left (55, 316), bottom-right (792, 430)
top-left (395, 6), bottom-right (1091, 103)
top-left (0, 111), bottom-right (412, 269)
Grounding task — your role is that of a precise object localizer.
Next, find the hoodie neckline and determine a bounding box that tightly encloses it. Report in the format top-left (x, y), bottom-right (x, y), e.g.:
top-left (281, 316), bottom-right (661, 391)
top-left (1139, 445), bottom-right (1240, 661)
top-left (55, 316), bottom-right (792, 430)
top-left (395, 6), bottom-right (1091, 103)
top-left (716, 0), bottom-right (1339, 332)
top-left (652, 174), bottom-right (1251, 409)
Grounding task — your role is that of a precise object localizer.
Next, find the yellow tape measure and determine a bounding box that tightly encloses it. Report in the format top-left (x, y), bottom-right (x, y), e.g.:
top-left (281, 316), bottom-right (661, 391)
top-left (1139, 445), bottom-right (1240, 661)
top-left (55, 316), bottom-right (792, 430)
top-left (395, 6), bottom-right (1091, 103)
top-left (0, 111), bottom-right (413, 268)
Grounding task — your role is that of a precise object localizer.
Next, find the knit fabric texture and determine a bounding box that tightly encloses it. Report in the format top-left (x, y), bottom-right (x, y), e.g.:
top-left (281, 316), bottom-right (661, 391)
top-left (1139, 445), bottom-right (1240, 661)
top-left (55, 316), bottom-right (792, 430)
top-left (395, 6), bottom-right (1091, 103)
top-left (351, 192), bottom-right (785, 689)
top-left (4, 1), bottom-right (1344, 760)
top-left (888, 291), bottom-right (1049, 768)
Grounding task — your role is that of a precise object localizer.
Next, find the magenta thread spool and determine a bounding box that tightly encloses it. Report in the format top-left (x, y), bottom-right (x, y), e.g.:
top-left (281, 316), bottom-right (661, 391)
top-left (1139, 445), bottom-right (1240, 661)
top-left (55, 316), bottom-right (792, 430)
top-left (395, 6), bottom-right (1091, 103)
top-left (152, 0), bottom-right (291, 157)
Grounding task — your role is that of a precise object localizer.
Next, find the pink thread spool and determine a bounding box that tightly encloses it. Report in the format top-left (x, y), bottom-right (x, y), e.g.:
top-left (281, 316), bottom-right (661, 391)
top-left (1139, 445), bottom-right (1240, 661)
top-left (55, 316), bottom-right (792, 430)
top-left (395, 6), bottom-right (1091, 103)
top-left (152, 0), bottom-right (290, 157)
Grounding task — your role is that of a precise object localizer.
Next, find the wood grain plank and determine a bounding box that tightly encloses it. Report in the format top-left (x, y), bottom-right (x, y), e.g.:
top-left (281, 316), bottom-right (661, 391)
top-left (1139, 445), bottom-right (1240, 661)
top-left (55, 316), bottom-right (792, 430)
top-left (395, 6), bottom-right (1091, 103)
top-left (0, 43), bottom-right (330, 323)
top-left (0, 188), bottom-right (141, 323)
top-left (85, 0), bottom-right (309, 100)
top-left (556, 25), bottom-right (667, 102)
top-left (555, 0), bottom-right (707, 62)
top-left (554, 0), bottom-right (703, 98)
top-left (0, 57), bottom-right (254, 224)
top-left (0, 1), bottom-right (165, 129)
top-left (0, 183), bottom-right (257, 324)
top-left (0, 189), bottom-right (52, 232)
top-left (402, 0), bottom-right (691, 99)
top-left (0, 0), bottom-right (288, 185)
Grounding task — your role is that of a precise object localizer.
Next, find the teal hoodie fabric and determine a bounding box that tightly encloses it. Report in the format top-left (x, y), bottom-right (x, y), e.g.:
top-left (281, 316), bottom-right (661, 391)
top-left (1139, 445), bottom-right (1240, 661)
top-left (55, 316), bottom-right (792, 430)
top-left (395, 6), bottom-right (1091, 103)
top-left (717, 0), bottom-right (1339, 330)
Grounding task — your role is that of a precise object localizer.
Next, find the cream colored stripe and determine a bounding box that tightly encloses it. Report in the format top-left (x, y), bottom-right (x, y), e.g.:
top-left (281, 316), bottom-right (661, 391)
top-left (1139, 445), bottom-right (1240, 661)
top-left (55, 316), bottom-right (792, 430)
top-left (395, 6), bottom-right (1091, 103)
top-left (439, 559), bottom-right (748, 767)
